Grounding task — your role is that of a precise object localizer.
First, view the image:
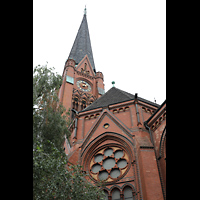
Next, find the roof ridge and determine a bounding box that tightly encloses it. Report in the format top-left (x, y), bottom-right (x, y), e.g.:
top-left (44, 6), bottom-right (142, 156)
top-left (115, 87), bottom-right (135, 99)
top-left (79, 87), bottom-right (160, 113)
top-left (115, 87), bottom-right (160, 107)
top-left (79, 87), bottom-right (134, 113)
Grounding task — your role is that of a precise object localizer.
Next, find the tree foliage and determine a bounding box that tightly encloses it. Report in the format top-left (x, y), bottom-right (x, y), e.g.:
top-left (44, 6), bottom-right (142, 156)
top-left (33, 64), bottom-right (105, 200)
top-left (33, 64), bottom-right (70, 152)
top-left (33, 140), bottom-right (105, 200)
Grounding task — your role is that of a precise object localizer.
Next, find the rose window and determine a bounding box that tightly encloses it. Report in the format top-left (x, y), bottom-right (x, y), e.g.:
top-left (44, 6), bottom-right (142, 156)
top-left (89, 147), bottom-right (129, 182)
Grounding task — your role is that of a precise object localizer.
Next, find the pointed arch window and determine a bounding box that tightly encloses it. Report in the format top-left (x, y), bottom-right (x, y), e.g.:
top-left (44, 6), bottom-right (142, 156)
top-left (73, 96), bottom-right (79, 111)
top-left (81, 98), bottom-right (87, 110)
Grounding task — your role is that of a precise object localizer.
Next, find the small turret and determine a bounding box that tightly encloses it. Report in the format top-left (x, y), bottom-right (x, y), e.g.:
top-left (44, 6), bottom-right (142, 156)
top-left (95, 71), bottom-right (105, 97)
top-left (95, 71), bottom-right (104, 80)
top-left (65, 58), bottom-right (76, 68)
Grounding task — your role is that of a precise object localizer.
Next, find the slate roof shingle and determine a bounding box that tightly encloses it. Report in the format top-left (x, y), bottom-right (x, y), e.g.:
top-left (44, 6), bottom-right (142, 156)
top-left (80, 87), bottom-right (160, 113)
top-left (68, 14), bottom-right (96, 72)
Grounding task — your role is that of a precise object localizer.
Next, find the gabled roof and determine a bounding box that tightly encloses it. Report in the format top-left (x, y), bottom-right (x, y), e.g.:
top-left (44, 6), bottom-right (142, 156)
top-left (80, 109), bottom-right (133, 154)
top-left (144, 99), bottom-right (166, 126)
top-left (80, 87), bottom-right (160, 113)
top-left (68, 13), bottom-right (96, 72)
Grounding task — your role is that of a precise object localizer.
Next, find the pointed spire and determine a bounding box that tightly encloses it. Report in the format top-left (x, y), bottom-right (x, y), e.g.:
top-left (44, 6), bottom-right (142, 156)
top-left (84, 5), bottom-right (87, 15)
top-left (67, 7), bottom-right (96, 72)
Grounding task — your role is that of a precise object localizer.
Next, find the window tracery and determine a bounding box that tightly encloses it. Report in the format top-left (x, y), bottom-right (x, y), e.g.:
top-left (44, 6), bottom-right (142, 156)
top-left (89, 146), bottom-right (129, 183)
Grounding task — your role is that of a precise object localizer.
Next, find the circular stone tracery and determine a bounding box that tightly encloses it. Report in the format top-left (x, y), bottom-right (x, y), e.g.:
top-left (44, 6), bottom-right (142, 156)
top-left (90, 146), bottom-right (129, 182)
top-left (103, 158), bottom-right (115, 169)
top-left (91, 163), bottom-right (101, 173)
top-left (104, 148), bottom-right (113, 156)
top-left (94, 154), bottom-right (103, 162)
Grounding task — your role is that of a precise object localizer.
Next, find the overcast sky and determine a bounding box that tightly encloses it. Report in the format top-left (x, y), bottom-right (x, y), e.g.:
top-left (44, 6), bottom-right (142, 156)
top-left (33, 0), bottom-right (166, 105)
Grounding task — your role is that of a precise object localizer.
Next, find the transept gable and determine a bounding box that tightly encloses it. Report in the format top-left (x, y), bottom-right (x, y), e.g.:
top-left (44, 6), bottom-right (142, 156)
top-left (81, 109), bottom-right (133, 152)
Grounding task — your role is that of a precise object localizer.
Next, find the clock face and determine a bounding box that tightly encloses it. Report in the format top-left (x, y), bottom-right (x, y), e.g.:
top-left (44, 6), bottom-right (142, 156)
top-left (76, 80), bottom-right (91, 92)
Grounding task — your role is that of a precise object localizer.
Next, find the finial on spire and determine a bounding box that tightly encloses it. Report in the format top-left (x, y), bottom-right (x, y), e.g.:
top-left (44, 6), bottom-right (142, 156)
top-left (112, 81), bottom-right (115, 87)
top-left (84, 5), bottom-right (87, 15)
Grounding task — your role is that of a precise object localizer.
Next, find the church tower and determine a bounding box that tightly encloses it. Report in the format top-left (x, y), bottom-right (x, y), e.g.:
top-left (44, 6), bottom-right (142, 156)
top-left (58, 10), bottom-right (105, 119)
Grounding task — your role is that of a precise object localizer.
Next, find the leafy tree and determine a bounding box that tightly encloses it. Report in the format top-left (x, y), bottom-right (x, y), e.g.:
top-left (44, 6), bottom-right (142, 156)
top-left (33, 64), bottom-right (70, 152)
top-left (33, 64), bottom-right (105, 200)
top-left (33, 140), bottom-right (105, 199)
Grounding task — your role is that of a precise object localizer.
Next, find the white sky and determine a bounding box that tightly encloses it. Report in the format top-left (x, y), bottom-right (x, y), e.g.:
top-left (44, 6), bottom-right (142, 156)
top-left (33, 0), bottom-right (166, 105)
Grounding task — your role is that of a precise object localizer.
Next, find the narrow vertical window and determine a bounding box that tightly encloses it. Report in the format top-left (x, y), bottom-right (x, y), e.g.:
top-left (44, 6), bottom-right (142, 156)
top-left (124, 186), bottom-right (133, 200)
top-left (112, 188), bottom-right (120, 200)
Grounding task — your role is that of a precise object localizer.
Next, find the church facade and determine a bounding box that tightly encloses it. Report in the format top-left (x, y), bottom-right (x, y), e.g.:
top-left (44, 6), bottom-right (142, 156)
top-left (58, 11), bottom-right (166, 200)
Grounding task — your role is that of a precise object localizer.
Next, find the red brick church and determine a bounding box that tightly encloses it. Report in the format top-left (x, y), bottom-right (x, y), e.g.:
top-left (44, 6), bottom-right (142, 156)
top-left (58, 10), bottom-right (166, 200)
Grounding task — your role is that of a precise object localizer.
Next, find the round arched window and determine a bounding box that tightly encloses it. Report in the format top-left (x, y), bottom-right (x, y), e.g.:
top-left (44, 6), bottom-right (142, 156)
top-left (123, 186), bottom-right (134, 200)
top-left (112, 188), bottom-right (120, 200)
top-left (89, 146), bottom-right (129, 183)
